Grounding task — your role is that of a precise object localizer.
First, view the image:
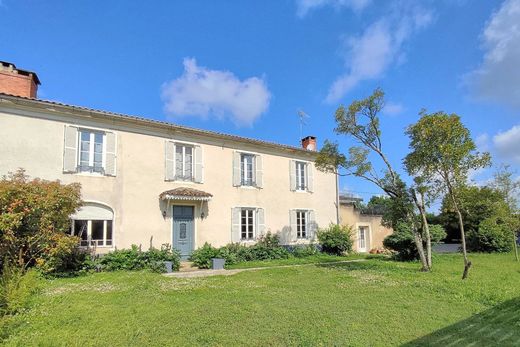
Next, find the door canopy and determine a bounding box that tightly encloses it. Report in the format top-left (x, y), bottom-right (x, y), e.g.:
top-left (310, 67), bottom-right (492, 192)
top-left (160, 187), bottom-right (213, 201)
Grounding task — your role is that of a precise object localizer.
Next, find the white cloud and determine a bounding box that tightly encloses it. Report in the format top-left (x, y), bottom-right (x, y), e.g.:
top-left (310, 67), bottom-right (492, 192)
top-left (296, 0), bottom-right (371, 17)
top-left (325, 4), bottom-right (434, 102)
top-left (161, 58), bottom-right (271, 127)
top-left (475, 133), bottom-right (490, 152)
top-left (493, 125), bottom-right (520, 163)
top-left (467, 0), bottom-right (520, 108)
top-left (382, 102), bottom-right (405, 116)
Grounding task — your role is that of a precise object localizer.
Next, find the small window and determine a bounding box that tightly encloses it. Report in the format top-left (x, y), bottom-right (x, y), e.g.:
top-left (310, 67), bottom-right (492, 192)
top-left (295, 161), bottom-right (307, 191)
top-left (78, 130), bottom-right (105, 174)
top-left (175, 144), bottom-right (194, 181)
top-left (240, 208), bottom-right (255, 240)
top-left (296, 210), bottom-right (308, 239)
top-left (241, 154), bottom-right (255, 186)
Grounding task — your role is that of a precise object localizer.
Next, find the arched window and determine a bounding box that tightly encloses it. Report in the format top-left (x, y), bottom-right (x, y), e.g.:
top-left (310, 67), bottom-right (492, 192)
top-left (70, 202), bottom-right (114, 247)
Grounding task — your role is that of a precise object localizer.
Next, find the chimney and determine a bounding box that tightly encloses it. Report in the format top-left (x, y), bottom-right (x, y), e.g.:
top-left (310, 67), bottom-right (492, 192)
top-left (301, 136), bottom-right (317, 151)
top-left (0, 61), bottom-right (40, 98)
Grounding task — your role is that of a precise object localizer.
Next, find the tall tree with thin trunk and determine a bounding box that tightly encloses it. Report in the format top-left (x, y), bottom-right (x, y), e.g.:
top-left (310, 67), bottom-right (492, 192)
top-left (315, 88), bottom-right (431, 272)
top-left (405, 111), bottom-right (491, 279)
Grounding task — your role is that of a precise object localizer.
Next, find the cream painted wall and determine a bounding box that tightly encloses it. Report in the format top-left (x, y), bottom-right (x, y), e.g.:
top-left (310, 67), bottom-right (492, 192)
top-left (0, 105), bottom-right (337, 253)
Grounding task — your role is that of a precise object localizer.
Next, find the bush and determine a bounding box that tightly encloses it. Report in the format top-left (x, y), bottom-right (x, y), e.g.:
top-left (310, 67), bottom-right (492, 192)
top-left (189, 243), bottom-right (219, 269)
top-left (98, 244), bottom-right (180, 272)
top-left (383, 223), bottom-right (447, 261)
top-left (0, 264), bottom-right (41, 316)
top-left (287, 244), bottom-right (320, 258)
top-left (317, 224), bottom-right (353, 255)
top-left (467, 217), bottom-right (514, 253)
top-left (35, 234), bottom-right (89, 275)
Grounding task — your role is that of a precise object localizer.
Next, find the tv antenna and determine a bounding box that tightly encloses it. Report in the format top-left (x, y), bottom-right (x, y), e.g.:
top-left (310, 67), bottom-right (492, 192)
top-left (297, 110), bottom-right (309, 143)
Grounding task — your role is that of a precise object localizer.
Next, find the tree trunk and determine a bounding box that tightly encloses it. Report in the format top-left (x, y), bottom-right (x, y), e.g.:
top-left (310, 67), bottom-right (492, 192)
top-left (412, 189), bottom-right (432, 269)
top-left (408, 212), bottom-right (429, 272)
top-left (514, 232), bottom-right (519, 262)
top-left (455, 207), bottom-right (471, 279)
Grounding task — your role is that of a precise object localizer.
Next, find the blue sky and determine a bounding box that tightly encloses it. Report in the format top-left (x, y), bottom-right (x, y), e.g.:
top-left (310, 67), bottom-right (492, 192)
top-left (1, 0), bottom-right (519, 205)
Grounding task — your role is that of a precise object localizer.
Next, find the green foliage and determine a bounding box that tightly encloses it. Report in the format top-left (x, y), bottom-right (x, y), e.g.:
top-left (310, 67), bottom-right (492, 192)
top-left (383, 223), bottom-right (446, 261)
top-left (289, 244), bottom-right (320, 258)
top-left (467, 217), bottom-right (514, 253)
top-left (0, 169), bottom-right (82, 271)
top-left (0, 264), bottom-right (41, 316)
top-left (189, 243), bottom-right (219, 269)
top-left (317, 224), bottom-right (353, 255)
top-left (98, 245), bottom-right (180, 272)
top-left (35, 234), bottom-right (89, 275)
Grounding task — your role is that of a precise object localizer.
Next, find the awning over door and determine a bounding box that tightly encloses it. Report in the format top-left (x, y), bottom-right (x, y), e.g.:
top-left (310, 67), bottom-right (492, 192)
top-left (159, 187), bottom-right (213, 201)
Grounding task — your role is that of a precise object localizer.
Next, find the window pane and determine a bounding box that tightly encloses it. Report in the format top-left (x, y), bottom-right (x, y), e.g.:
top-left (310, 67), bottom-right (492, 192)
top-left (106, 220), bottom-right (113, 242)
top-left (91, 220), bottom-right (104, 240)
top-left (175, 146), bottom-right (183, 177)
top-left (74, 220), bottom-right (88, 240)
top-left (185, 147), bottom-right (193, 178)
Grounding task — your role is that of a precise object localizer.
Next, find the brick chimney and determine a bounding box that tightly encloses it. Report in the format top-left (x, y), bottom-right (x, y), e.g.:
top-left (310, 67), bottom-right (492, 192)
top-left (0, 61), bottom-right (40, 98)
top-left (301, 136), bottom-right (317, 151)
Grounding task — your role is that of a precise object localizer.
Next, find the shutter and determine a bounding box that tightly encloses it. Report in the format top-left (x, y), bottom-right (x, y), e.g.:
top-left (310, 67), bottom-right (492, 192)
top-left (231, 207), bottom-right (241, 243)
top-left (289, 209), bottom-right (298, 243)
top-left (194, 145), bottom-right (203, 183)
top-left (165, 141), bottom-right (175, 181)
top-left (256, 208), bottom-right (265, 238)
top-left (63, 125), bottom-right (78, 173)
top-left (289, 160), bottom-right (296, 191)
top-left (307, 163), bottom-right (314, 193)
top-left (308, 210), bottom-right (317, 240)
top-left (104, 132), bottom-right (117, 176)
top-left (255, 155), bottom-right (263, 188)
top-left (232, 151), bottom-right (241, 186)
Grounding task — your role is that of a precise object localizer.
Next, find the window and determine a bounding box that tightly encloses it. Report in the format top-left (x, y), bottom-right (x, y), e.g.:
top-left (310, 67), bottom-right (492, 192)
top-left (71, 220), bottom-right (113, 247)
top-left (240, 208), bottom-right (255, 240)
top-left (241, 154), bottom-right (255, 186)
top-left (295, 161), bottom-right (307, 190)
top-left (175, 144), bottom-right (194, 181)
top-left (296, 210), bottom-right (307, 239)
top-left (358, 226), bottom-right (367, 250)
top-left (78, 130), bottom-right (104, 173)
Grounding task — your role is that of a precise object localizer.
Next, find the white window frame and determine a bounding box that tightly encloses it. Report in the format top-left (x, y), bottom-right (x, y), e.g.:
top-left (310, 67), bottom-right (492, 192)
top-left (241, 153), bottom-right (255, 186)
top-left (357, 225), bottom-right (370, 252)
top-left (78, 129), bottom-right (106, 174)
top-left (295, 161), bottom-right (307, 191)
top-left (240, 208), bottom-right (256, 240)
top-left (175, 143), bottom-right (195, 181)
top-left (71, 219), bottom-right (113, 248)
top-left (296, 210), bottom-right (309, 239)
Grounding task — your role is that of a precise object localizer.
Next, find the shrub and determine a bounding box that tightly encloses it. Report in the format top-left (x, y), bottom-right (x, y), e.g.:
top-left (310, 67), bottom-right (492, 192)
top-left (35, 234), bottom-right (89, 275)
top-left (317, 224), bottom-right (353, 255)
top-left (0, 264), bottom-right (41, 316)
top-left (248, 233), bottom-right (290, 260)
top-left (467, 217), bottom-right (514, 253)
top-left (98, 244), bottom-right (180, 272)
top-left (287, 244), bottom-right (320, 258)
top-left (189, 243), bottom-right (219, 269)
top-left (383, 223), bottom-right (447, 260)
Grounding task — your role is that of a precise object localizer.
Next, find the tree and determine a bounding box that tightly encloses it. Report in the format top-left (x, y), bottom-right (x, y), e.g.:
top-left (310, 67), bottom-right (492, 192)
top-left (315, 88), bottom-right (432, 271)
top-left (0, 169), bottom-right (82, 271)
top-left (405, 111), bottom-right (491, 279)
top-left (490, 165), bottom-right (520, 261)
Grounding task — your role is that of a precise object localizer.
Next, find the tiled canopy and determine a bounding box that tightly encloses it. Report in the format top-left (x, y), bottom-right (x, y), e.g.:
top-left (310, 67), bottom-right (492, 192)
top-left (160, 187), bottom-right (213, 201)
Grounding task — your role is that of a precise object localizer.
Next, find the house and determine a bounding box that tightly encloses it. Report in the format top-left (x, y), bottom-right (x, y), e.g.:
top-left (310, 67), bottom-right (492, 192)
top-left (0, 61), bottom-right (338, 258)
top-left (339, 194), bottom-right (393, 253)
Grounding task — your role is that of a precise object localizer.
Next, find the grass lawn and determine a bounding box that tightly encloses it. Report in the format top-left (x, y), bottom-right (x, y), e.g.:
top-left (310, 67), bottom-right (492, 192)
top-left (1, 253), bottom-right (519, 346)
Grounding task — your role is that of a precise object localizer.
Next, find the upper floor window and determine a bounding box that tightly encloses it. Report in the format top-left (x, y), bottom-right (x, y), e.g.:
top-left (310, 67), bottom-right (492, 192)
top-left (62, 125), bottom-right (117, 176)
top-left (290, 160), bottom-right (313, 192)
top-left (295, 161), bottom-right (307, 191)
top-left (79, 130), bottom-right (104, 174)
top-left (175, 144), bottom-right (194, 181)
top-left (241, 153), bottom-right (255, 186)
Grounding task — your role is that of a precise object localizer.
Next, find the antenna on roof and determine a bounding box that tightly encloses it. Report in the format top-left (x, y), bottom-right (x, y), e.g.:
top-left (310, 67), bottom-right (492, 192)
top-left (297, 109), bottom-right (309, 143)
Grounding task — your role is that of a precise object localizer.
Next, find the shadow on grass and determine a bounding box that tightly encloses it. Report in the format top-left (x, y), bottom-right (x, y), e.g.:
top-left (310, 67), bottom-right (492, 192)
top-left (402, 297), bottom-right (520, 346)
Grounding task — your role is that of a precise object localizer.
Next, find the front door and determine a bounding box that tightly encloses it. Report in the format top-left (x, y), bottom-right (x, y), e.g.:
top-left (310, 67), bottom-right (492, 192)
top-left (173, 206), bottom-right (194, 260)
top-left (358, 226), bottom-right (368, 252)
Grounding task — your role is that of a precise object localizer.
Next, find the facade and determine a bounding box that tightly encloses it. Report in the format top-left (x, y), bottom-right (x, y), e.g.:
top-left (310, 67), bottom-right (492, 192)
top-left (339, 195), bottom-right (393, 253)
top-left (0, 62), bottom-right (337, 258)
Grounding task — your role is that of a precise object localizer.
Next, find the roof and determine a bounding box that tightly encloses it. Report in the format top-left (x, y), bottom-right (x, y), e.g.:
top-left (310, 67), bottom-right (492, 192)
top-left (0, 92), bottom-right (316, 157)
top-left (160, 187), bottom-right (213, 201)
top-left (0, 61), bottom-right (41, 85)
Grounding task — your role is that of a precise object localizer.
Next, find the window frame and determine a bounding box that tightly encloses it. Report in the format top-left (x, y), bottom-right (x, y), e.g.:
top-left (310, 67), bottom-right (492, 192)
top-left (296, 210), bottom-right (309, 239)
top-left (240, 208), bottom-right (256, 241)
top-left (174, 143), bottom-right (195, 181)
top-left (77, 129), bottom-right (106, 174)
top-left (70, 219), bottom-right (113, 248)
top-left (295, 161), bottom-right (307, 191)
top-left (240, 153), bottom-right (256, 186)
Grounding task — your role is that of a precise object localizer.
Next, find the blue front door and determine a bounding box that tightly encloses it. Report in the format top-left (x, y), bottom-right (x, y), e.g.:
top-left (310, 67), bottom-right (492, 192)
top-left (172, 206), bottom-right (194, 260)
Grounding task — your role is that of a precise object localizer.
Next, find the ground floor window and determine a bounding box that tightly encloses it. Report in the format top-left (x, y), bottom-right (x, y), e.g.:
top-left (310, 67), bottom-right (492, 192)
top-left (71, 219), bottom-right (113, 247)
top-left (296, 210), bottom-right (308, 239)
top-left (241, 208), bottom-right (255, 240)
top-left (358, 226), bottom-right (368, 250)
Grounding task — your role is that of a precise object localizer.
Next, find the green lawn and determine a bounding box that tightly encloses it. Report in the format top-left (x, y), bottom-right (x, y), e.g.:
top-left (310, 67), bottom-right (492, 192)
top-left (1, 253), bottom-right (519, 346)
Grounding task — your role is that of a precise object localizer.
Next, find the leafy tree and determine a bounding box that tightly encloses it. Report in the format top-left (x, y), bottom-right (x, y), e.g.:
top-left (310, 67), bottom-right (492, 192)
top-left (0, 169), bottom-right (82, 271)
top-left (384, 223), bottom-right (446, 261)
top-left (315, 88), bottom-right (432, 271)
top-left (405, 111), bottom-right (491, 279)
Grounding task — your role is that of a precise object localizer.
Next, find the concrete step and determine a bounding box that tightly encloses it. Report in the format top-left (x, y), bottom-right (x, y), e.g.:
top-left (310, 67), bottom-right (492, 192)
top-left (179, 261), bottom-right (196, 272)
